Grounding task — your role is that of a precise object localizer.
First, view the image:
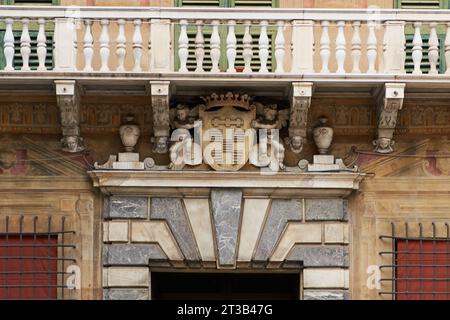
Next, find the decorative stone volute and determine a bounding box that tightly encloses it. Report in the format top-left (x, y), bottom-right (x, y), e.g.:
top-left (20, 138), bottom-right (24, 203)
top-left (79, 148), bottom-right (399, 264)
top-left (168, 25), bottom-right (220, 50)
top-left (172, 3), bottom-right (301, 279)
top-left (119, 114), bottom-right (140, 152)
top-left (313, 117), bottom-right (334, 155)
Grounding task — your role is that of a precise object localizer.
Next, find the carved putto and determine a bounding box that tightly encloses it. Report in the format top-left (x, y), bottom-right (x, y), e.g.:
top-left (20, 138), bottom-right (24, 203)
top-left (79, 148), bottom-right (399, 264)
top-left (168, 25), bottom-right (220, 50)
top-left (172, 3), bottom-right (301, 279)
top-left (165, 92), bottom-right (292, 172)
top-left (249, 102), bottom-right (289, 171)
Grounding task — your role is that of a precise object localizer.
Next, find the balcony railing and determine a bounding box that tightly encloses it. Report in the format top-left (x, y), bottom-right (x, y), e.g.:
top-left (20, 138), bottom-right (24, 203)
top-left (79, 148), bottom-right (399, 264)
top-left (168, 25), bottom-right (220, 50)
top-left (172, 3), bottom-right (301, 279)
top-left (2, 6), bottom-right (450, 77)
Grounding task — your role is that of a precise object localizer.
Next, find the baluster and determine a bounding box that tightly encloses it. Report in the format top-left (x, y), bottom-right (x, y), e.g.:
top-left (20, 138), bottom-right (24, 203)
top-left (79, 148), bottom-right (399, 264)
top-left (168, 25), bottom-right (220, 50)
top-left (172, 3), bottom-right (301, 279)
top-left (351, 21), bottom-right (361, 73)
top-left (116, 19), bottom-right (126, 72)
top-left (20, 18), bottom-right (31, 71)
top-left (210, 20), bottom-right (221, 73)
top-left (195, 20), bottom-right (205, 72)
top-left (259, 20), bottom-right (269, 73)
top-left (36, 18), bottom-right (47, 71)
top-left (226, 20), bottom-right (237, 73)
top-left (3, 18), bottom-right (14, 71)
top-left (367, 20), bottom-right (378, 74)
top-left (178, 19), bottom-right (189, 72)
top-left (243, 20), bottom-right (253, 73)
top-left (133, 19), bottom-right (143, 72)
top-left (412, 22), bottom-right (423, 75)
top-left (335, 20), bottom-right (346, 74)
top-left (445, 23), bottom-right (450, 74)
top-left (320, 21), bottom-right (330, 73)
top-left (275, 20), bottom-right (285, 73)
top-left (83, 19), bottom-right (94, 72)
top-left (99, 19), bottom-right (110, 72)
top-left (73, 19), bottom-right (78, 69)
top-left (428, 22), bottom-right (439, 75)
top-left (148, 21), bottom-right (152, 72)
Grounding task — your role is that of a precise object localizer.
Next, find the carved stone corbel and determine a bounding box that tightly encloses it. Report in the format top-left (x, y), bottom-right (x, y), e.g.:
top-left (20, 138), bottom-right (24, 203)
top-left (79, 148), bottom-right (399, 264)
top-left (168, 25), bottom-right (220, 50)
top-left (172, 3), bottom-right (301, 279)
top-left (55, 80), bottom-right (85, 153)
top-left (150, 81), bottom-right (170, 154)
top-left (287, 82), bottom-right (314, 153)
top-left (373, 83), bottom-right (405, 154)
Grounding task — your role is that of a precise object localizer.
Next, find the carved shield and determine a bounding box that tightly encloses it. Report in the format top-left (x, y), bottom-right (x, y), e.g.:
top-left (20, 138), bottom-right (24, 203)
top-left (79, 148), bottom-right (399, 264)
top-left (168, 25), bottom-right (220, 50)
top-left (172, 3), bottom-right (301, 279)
top-left (200, 103), bottom-right (256, 171)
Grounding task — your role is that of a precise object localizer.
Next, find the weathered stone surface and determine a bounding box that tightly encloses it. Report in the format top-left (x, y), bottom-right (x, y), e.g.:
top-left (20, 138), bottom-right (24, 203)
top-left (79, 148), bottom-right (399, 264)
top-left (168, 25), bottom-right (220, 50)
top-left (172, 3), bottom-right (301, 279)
top-left (104, 289), bottom-right (149, 300)
top-left (210, 189), bottom-right (242, 266)
top-left (150, 198), bottom-right (200, 262)
top-left (305, 199), bottom-right (347, 221)
top-left (183, 199), bottom-right (216, 262)
top-left (130, 221), bottom-right (184, 262)
top-left (104, 244), bottom-right (168, 265)
top-left (324, 223), bottom-right (349, 244)
top-left (105, 267), bottom-right (149, 287)
top-left (303, 290), bottom-right (348, 300)
top-left (270, 223), bottom-right (322, 261)
top-left (286, 246), bottom-right (349, 267)
top-left (107, 221), bottom-right (129, 242)
top-left (254, 199), bottom-right (302, 262)
top-left (303, 268), bottom-right (349, 289)
top-left (109, 197), bottom-right (148, 219)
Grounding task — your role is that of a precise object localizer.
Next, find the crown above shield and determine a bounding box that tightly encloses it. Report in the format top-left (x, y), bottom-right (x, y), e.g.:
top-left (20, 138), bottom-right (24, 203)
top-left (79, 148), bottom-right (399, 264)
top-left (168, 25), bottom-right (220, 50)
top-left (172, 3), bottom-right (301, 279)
top-left (201, 92), bottom-right (254, 111)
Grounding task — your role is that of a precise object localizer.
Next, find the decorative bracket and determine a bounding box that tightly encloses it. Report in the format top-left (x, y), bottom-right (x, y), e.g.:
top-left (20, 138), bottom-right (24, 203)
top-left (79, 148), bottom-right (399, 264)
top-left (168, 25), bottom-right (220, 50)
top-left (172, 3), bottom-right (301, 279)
top-left (287, 82), bottom-right (314, 153)
top-left (373, 83), bottom-right (405, 154)
top-left (150, 81), bottom-right (171, 154)
top-left (55, 80), bottom-right (85, 153)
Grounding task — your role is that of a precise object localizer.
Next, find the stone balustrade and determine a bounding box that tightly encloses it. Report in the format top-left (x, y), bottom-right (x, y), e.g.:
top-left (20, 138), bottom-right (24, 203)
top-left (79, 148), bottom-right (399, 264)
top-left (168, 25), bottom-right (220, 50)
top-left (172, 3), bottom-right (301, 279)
top-left (2, 6), bottom-right (450, 76)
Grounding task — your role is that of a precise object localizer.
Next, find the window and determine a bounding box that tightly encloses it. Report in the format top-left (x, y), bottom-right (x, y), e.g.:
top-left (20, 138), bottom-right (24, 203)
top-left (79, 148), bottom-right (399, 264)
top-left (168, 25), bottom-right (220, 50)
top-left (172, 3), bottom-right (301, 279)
top-left (175, 0), bottom-right (278, 72)
top-left (397, 0), bottom-right (448, 74)
top-left (0, 216), bottom-right (76, 300)
top-left (395, 0), bottom-right (448, 9)
top-left (0, 236), bottom-right (57, 300)
top-left (404, 34), bottom-right (446, 73)
top-left (396, 240), bottom-right (450, 300)
top-left (380, 222), bottom-right (450, 300)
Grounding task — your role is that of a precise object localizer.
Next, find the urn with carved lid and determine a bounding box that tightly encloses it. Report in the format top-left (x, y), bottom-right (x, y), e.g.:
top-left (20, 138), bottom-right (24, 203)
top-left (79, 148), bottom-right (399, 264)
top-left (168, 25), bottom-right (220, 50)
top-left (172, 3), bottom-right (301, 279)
top-left (120, 114), bottom-right (140, 152)
top-left (313, 117), bottom-right (333, 155)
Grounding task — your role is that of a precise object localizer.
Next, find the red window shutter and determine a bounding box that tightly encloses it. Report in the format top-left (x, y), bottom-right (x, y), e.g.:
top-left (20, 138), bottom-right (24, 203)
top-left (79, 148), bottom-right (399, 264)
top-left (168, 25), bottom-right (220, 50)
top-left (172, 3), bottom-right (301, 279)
top-left (0, 236), bottom-right (57, 300)
top-left (396, 240), bottom-right (450, 300)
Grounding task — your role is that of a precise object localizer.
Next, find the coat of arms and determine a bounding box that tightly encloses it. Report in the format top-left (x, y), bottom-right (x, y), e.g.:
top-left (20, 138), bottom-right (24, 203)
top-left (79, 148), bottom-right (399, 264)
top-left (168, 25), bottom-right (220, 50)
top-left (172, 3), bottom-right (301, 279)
top-left (200, 93), bottom-right (256, 171)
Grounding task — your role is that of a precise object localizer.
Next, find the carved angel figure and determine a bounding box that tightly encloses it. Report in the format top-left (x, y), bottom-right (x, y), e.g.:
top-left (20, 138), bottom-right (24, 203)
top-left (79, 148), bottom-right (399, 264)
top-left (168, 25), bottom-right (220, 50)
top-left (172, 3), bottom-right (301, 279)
top-left (251, 103), bottom-right (289, 130)
top-left (249, 103), bottom-right (289, 171)
top-left (170, 104), bottom-right (199, 130)
top-left (168, 104), bottom-right (202, 170)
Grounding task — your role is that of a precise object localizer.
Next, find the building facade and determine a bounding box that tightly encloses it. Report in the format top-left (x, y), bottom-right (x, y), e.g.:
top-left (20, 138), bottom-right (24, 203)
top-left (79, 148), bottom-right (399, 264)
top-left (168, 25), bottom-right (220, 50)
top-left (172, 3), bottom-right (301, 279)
top-left (0, 0), bottom-right (449, 300)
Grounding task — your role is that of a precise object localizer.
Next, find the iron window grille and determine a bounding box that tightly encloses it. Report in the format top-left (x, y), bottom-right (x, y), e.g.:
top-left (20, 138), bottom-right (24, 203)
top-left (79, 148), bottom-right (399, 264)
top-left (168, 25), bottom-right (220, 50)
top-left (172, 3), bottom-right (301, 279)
top-left (379, 222), bottom-right (450, 300)
top-left (0, 215), bottom-right (76, 300)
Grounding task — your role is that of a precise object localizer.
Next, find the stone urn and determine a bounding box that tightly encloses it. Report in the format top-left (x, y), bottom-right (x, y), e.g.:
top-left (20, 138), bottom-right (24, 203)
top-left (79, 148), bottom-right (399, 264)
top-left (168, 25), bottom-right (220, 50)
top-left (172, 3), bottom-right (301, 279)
top-left (119, 115), bottom-right (140, 152)
top-left (313, 117), bottom-right (334, 155)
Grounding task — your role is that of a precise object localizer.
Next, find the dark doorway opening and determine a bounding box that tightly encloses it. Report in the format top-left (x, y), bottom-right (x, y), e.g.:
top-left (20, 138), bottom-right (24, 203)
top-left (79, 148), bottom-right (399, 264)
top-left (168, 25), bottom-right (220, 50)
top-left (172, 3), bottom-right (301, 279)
top-left (152, 272), bottom-right (300, 300)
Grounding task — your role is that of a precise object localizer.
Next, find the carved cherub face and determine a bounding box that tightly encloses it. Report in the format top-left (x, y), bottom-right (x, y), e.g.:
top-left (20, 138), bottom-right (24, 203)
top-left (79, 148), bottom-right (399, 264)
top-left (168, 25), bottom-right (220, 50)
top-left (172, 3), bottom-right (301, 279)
top-left (0, 149), bottom-right (16, 169)
top-left (66, 136), bottom-right (78, 152)
top-left (176, 105), bottom-right (189, 121)
top-left (263, 105), bottom-right (278, 121)
top-left (378, 138), bottom-right (391, 149)
top-left (154, 136), bottom-right (169, 153)
top-left (291, 136), bottom-right (303, 150)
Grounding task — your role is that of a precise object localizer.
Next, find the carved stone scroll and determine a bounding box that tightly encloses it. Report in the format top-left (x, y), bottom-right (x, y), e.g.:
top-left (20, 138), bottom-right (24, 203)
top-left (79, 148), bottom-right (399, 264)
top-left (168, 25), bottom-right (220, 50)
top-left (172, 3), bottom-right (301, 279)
top-left (55, 80), bottom-right (85, 153)
top-left (373, 83), bottom-right (405, 154)
top-left (288, 82), bottom-right (314, 154)
top-left (150, 81), bottom-right (170, 154)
